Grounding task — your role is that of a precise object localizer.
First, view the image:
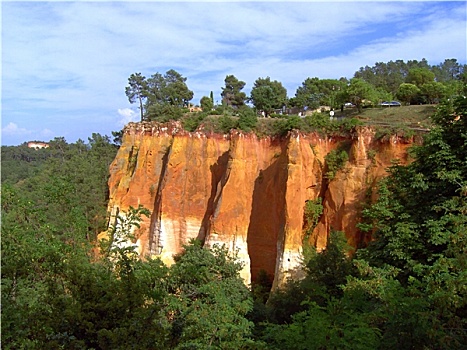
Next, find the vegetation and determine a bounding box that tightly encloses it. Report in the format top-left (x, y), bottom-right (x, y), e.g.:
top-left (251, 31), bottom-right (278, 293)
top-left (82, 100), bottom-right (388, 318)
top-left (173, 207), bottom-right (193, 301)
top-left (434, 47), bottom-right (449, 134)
top-left (122, 58), bottom-right (464, 140)
top-left (249, 76), bottom-right (288, 117)
top-left (221, 74), bottom-right (247, 108)
top-left (252, 92), bottom-right (467, 349)
top-left (324, 148), bottom-right (349, 180)
top-left (2, 60), bottom-right (466, 349)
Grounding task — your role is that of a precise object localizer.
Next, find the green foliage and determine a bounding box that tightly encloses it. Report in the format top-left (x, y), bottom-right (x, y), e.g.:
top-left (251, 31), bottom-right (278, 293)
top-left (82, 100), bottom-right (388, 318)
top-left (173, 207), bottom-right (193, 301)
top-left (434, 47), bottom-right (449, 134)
top-left (420, 81), bottom-right (446, 104)
top-left (237, 106), bottom-right (258, 132)
top-left (3, 135), bottom-right (118, 240)
top-left (200, 95), bottom-right (213, 111)
top-left (294, 78), bottom-right (347, 109)
top-left (405, 67), bottom-right (436, 87)
top-left (221, 74), bottom-right (247, 108)
top-left (1, 143), bottom-right (52, 184)
top-left (147, 103), bottom-right (183, 122)
top-left (356, 94), bottom-right (467, 347)
top-left (345, 78), bottom-right (379, 112)
top-left (1, 192), bottom-right (256, 349)
top-left (167, 240), bottom-right (255, 349)
top-left (217, 115), bottom-right (238, 133)
top-left (182, 112), bottom-right (207, 132)
top-left (126, 69), bottom-right (193, 122)
top-left (125, 72), bottom-right (148, 121)
top-left (264, 299), bottom-right (380, 350)
top-left (354, 58), bottom-right (431, 94)
top-left (303, 198), bottom-right (323, 242)
top-left (249, 77), bottom-right (287, 117)
top-left (396, 83), bottom-right (421, 105)
top-left (324, 148), bottom-right (349, 180)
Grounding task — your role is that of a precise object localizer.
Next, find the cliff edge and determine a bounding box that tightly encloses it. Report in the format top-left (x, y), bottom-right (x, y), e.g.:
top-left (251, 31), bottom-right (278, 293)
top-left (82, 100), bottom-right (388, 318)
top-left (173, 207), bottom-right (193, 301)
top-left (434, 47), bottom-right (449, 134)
top-left (105, 121), bottom-right (414, 288)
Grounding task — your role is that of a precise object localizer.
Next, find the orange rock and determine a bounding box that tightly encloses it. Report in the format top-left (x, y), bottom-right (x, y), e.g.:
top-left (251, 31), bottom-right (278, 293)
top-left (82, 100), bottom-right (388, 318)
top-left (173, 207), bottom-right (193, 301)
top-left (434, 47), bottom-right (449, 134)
top-left (105, 122), bottom-right (414, 288)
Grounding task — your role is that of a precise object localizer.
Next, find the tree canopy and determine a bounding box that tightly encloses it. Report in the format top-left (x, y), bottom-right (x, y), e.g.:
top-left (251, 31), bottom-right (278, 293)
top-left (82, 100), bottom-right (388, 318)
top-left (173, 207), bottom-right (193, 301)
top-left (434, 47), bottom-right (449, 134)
top-left (221, 74), bottom-right (247, 108)
top-left (249, 77), bottom-right (287, 116)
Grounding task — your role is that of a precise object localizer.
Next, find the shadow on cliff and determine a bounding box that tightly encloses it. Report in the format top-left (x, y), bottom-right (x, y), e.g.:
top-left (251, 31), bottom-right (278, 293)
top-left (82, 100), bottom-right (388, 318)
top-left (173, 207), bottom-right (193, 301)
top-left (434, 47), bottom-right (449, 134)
top-left (247, 142), bottom-right (288, 284)
top-left (148, 140), bottom-right (173, 255)
top-left (197, 150), bottom-right (231, 242)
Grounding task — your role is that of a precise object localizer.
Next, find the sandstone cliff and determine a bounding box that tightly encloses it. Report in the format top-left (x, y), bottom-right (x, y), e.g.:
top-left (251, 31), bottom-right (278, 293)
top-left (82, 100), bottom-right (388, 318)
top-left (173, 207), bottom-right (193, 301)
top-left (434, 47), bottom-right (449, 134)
top-left (105, 121), bottom-right (414, 288)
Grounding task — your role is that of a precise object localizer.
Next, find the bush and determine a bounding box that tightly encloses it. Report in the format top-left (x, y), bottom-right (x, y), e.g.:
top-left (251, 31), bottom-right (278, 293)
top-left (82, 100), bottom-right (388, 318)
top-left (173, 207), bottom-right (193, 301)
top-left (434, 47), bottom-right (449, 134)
top-left (182, 112), bottom-right (208, 132)
top-left (147, 104), bottom-right (183, 122)
top-left (324, 149), bottom-right (349, 180)
top-left (237, 106), bottom-right (258, 132)
top-left (205, 115), bottom-right (239, 134)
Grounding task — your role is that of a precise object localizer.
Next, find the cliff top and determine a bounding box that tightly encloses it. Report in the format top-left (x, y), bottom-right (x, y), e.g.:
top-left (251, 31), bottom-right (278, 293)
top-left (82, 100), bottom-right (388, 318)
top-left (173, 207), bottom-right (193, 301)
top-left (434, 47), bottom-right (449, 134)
top-left (124, 103), bottom-right (434, 142)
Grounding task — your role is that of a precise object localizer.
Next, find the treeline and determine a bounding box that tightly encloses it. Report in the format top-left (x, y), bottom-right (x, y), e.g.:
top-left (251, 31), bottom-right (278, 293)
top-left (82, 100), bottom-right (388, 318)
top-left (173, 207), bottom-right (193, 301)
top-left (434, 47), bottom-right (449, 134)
top-left (2, 91), bottom-right (466, 348)
top-left (126, 58), bottom-right (466, 122)
top-left (1, 134), bottom-right (118, 239)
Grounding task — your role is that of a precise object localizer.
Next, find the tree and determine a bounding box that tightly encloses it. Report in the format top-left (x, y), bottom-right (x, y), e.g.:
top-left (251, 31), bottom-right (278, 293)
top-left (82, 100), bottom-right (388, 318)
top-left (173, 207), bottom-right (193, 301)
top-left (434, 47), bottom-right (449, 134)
top-left (145, 70), bottom-right (194, 121)
top-left (405, 67), bottom-right (435, 87)
top-left (354, 59), bottom-right (433, 95)
top-left (221, 75), bottom-right (247, 108)
top-left (354, 60), bottom-right (408, 94)
top-left (163, 69), bottom-right (194, 107)
top-left (249, 77), bottom-right (287, 117)
top-left (125, 73), bottom-right (148, 122)
top-left (420, 81), bottom-right (446, 104)
top-left (345, 78), bottom-right (378, 112)
top-left (357, 94), bottom-right (467, 347)
top-left (200, 95), bottom-right (213, 112)
top-left (167, 240), bottom-right (255, 349)
top-left (294, 77), bottom-right (323, 110)
top-left (294, 78), bottom-right (346, 110)
top-left (237, 106), bottom-right (257, 131)
top-left (396, 83), bottom-right (421, 105)
top-left (432, 58), bottom-right (464, 82)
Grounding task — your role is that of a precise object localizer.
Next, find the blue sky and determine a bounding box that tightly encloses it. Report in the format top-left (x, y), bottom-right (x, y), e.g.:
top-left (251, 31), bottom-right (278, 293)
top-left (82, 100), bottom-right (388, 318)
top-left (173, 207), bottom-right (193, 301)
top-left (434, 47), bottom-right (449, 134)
top-left (2, 1), bottom-right (466, 146)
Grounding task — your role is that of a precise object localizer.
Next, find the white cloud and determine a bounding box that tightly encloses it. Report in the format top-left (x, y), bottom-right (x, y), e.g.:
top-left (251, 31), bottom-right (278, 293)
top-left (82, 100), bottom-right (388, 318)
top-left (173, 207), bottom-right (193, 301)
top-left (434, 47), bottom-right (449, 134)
top-left (117, 108), bottom-right (139, 126)
top-left (2, 122), bottom-right (32, 136)
top-left (2, 1), bottom-right (465, 145)
top-left (41, 128), bottom-right (54, 137)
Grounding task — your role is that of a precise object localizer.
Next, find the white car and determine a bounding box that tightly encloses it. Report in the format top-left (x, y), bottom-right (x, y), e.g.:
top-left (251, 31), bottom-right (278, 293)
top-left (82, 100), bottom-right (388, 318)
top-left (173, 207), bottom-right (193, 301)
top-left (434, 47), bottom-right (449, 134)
top-left (380, 101), bottom-right (401, 107)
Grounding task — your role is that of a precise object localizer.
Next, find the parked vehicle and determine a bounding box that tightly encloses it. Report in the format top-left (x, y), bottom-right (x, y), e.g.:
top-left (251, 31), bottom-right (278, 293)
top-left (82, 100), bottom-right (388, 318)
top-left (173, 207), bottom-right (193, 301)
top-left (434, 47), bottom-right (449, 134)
top-left (380, 101), bottom-right (401, 107)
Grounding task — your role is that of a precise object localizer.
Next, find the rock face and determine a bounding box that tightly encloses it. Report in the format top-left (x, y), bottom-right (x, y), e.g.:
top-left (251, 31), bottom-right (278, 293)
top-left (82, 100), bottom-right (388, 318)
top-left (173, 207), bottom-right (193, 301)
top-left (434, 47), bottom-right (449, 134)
top-left (106, 122), bottom-right (414, 288)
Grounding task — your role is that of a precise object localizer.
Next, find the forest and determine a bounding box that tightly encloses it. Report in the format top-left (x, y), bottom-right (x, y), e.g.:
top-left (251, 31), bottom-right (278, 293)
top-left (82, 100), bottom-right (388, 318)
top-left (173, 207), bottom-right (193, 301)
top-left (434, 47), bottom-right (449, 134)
top-left (125, 58), bottom-right (466, 123)
top-left (1, 59), bottom-right (466, 349)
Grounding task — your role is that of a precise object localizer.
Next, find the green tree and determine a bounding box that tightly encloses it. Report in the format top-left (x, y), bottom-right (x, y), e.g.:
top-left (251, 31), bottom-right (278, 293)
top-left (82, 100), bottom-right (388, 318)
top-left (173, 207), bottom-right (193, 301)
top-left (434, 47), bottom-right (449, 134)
top-left (167, 240), bottom-right (255, 349)
top-left (221, 74), bottom-right (247, 108)
top-left (164, 69), bottom-right (194, 107)
top-left (237, 106), bottom-right (258, 132)
top-left (357, 94), bottom-right (467, 347)
top-left (250, 77), bottom-right (287, 117)
top-left (294, 78), bottom-right (346, 109)
top-left (432, 58), bottom-right (464, 82)
top-left (200, 95), bottom-right (213, 112)
top-left (396, 83), bottom-right (421, 105)
top-left (125, 72), bottom-right (148, 121)
top-left (420, 81), bottom-right (446, 104)
top-left (145, 69), bottom-right (193, 121)
top-left (405, 67), bottom-right (435, 87)
top-left (345, 78), bottom-right (378, 112)
top-left (354, 58), bottom-right (432, 95)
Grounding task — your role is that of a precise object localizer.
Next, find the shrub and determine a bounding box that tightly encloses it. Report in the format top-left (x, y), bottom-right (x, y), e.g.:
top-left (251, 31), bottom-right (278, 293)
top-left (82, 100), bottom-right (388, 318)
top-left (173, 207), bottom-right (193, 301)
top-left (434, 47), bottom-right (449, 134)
top-left (324, 149), bottom-right (349, 180)
top-left (182, 112), bottom-right (207, 132)
top-left (147, 104), bottom-right (182, 122)
top-left (237, 106), bottom-right (258, 132)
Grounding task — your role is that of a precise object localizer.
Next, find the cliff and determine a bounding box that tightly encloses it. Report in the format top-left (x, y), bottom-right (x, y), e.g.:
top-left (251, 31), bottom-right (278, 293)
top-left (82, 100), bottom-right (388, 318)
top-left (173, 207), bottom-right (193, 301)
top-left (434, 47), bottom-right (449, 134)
top-left (105, 121), bottom-right (414, 288)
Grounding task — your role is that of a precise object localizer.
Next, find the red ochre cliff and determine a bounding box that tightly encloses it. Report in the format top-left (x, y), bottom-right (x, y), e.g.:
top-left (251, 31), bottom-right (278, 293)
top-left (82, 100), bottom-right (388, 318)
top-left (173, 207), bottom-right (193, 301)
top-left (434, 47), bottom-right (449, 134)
top-left (105, 121), bottom-right (414, 289)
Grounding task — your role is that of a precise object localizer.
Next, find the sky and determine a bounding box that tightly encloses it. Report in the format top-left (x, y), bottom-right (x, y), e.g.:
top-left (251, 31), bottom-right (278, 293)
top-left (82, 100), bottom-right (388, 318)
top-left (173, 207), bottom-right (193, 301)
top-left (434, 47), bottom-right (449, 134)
top-left (2, 1), bottom-right (466, 146)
